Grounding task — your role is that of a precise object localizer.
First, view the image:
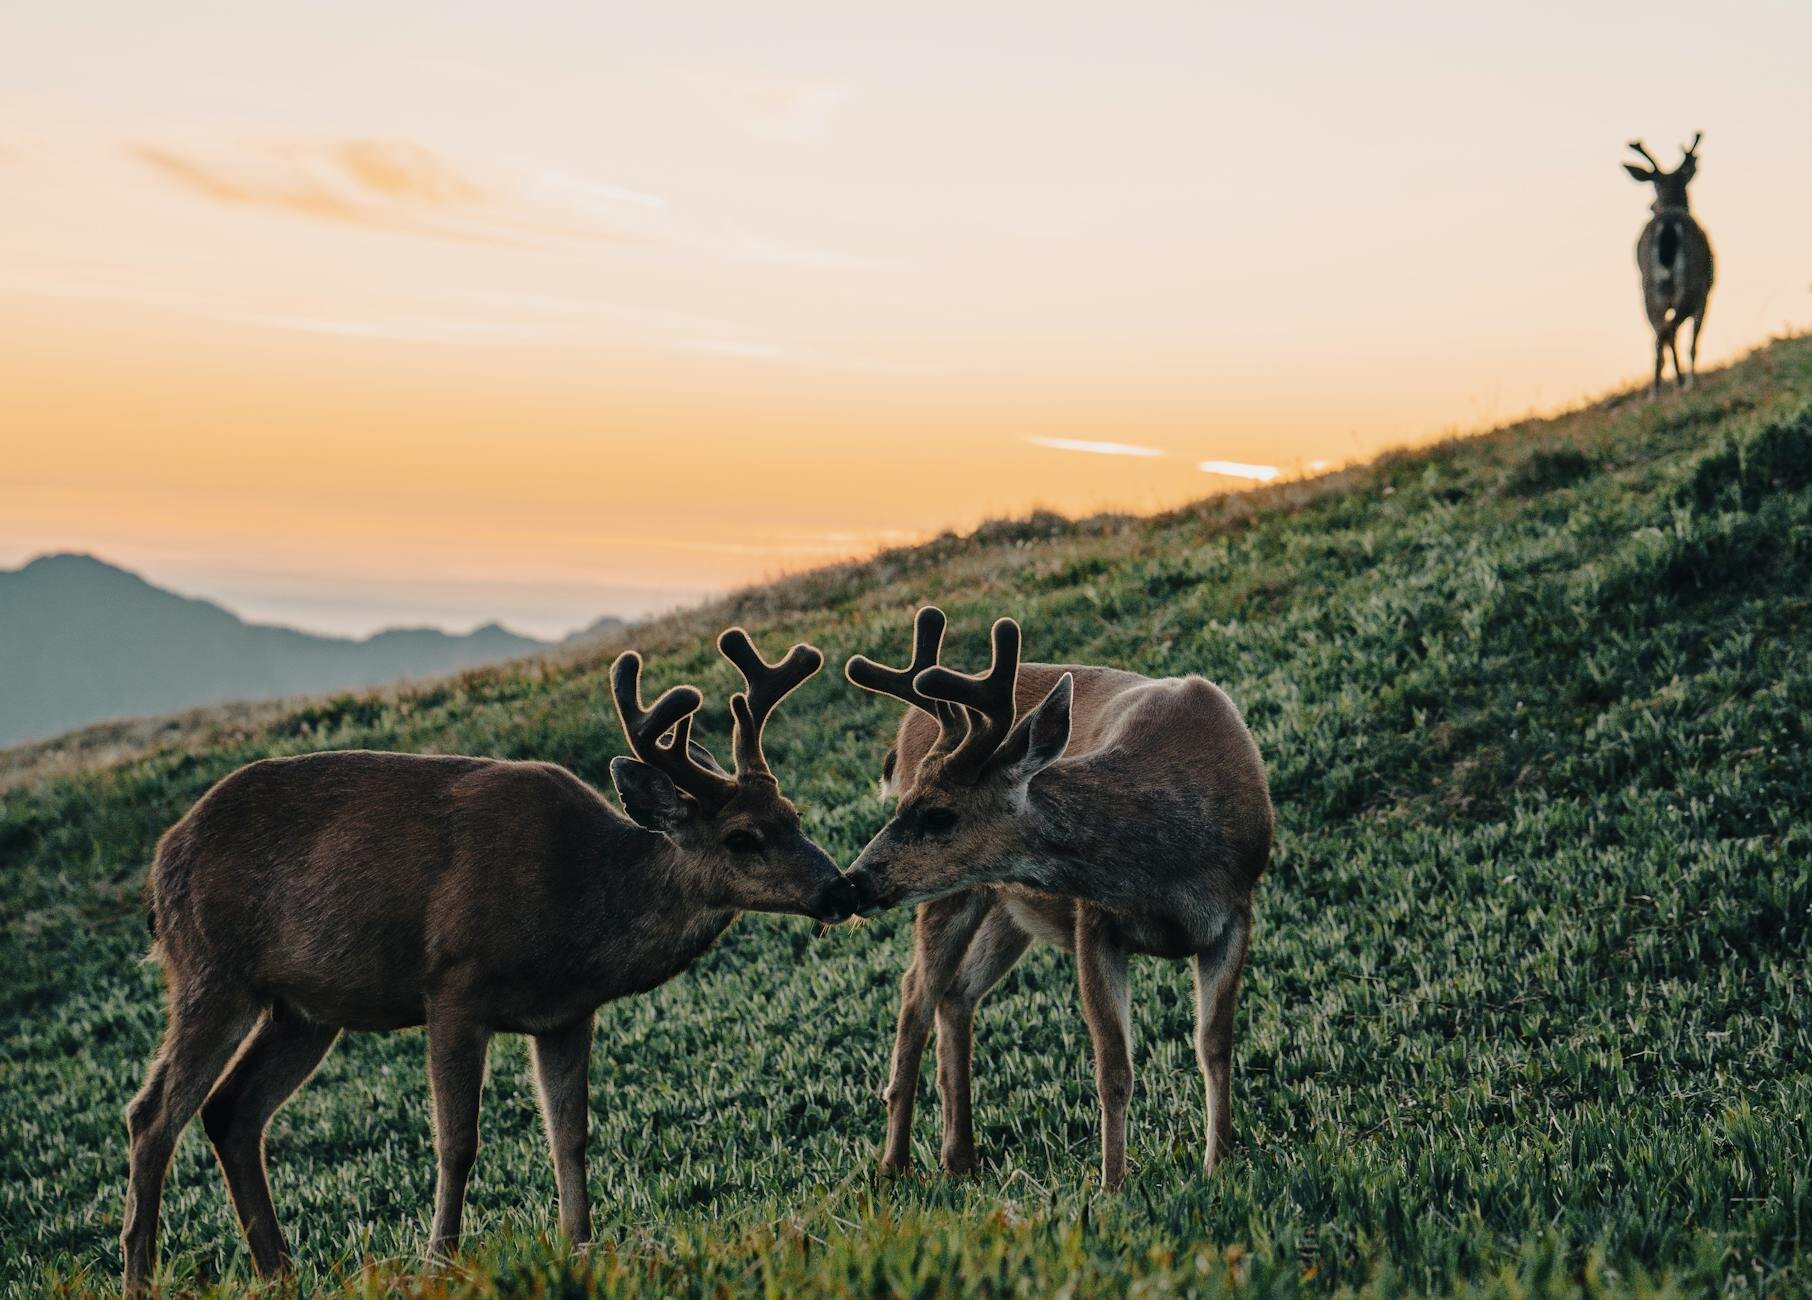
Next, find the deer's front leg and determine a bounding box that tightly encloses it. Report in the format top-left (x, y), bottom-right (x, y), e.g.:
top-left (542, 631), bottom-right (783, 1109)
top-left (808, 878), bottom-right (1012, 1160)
top-left (881, 893), bottom-right (989, 1174)
top-left (935, 904), bottom-right (1031, 1173)
top-left (1076, 907), bottom-right (1133, 1190)
top-left (531, 1013), bottom-right (595, 1246)
top-left (425, 1012), bottom-right (492, 1263)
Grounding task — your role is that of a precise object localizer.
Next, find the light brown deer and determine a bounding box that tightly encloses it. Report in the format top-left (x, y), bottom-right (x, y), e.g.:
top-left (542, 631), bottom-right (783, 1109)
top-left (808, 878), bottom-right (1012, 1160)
top-left (1624, 133), bottom-right (1714, 397)
top-left (121, 629), bottom-right (853, 1295)
top-left (843, 607), bottom-right (1272, 1189)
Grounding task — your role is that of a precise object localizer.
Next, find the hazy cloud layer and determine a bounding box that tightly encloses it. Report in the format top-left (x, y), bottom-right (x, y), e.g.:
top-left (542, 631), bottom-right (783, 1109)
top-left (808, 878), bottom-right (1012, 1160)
top-left (681, 74), bottom-right (852, 145)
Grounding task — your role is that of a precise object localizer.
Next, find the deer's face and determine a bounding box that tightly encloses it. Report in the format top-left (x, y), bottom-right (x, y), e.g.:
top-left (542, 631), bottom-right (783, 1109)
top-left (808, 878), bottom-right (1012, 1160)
top-left (842, 673), bottom-right (1074, 917)
top-left (611, 632), bottom-right (853, 922)
top-left (842, 758), bottom-right (1035, 916)
top-left (617, 766), bottom-right (852, 921)
top-left (699, 780), bottom-right (853, 921)
top-left (1624, 151), bottom-right (1697, 209)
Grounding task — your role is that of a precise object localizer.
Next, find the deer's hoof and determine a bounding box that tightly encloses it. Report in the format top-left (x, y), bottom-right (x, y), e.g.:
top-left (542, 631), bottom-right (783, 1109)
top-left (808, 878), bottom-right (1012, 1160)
top-left (940, 1150), bottom-right (979, 1176)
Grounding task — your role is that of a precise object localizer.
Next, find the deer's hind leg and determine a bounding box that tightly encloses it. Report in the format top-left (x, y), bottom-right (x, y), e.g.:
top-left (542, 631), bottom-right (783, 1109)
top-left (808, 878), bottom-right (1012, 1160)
top-left (1076, 906), bottom-right (1133, 1190)
top-left (123, 984), bottom-right (262, 1295)
top-left (880, 891), bottom-right (990, 1174)
top-left (201, 1003), bottom-right (340, 1277)
top-left (935, 903), bottom-right (1031, 1174)
top-left (1193, 912), bottom-right (1251, 1174)
top-left (1688, 306), bottom-right (1707, 389)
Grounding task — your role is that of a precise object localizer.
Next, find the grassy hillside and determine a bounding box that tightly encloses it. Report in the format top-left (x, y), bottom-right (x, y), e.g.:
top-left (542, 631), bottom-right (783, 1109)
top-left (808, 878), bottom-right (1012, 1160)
top-left (3, 338), bottom-right (1809, 1298)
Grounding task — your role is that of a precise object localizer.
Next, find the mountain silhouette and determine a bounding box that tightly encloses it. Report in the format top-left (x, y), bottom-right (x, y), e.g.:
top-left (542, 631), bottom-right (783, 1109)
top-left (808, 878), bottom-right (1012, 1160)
top-left (0, 554), bottom-right (605, 747)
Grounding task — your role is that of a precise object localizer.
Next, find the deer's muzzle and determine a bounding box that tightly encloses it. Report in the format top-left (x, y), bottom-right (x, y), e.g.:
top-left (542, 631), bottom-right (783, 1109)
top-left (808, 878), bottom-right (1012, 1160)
top-left (812, 874), bottom-right (860, 924)
top-left (843, 865), bottom-right (894, 918)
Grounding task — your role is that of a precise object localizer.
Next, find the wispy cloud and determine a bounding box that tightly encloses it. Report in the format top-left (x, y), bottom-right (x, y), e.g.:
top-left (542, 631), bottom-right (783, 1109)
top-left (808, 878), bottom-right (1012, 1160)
top-left (228, 303), bottom-right (933, 372)
top-left (128, 137), bottom-right (902, 272)
top-left (236, 314), bottom-right (569, 344)
top-left (665, 335), bottom-right (935, 373)
top-left (682, 74), bottom-right (852, 145)
top-left (1199, 459), bottom-right (1280, 482)
top-left (129, 139), bottom-right (643, 247)
top-left (1027, 437), bottom-right (1164, 458)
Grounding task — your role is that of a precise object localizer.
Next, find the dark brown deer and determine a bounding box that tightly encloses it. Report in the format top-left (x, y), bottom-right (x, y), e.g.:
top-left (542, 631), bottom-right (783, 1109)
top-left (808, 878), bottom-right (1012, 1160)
top-left (1624, 133), bottom-right (1714, 397)
top-left (121, 629), bottom-right (854, 1295)
top-left (842, 607), bottom-right (1272, 1189)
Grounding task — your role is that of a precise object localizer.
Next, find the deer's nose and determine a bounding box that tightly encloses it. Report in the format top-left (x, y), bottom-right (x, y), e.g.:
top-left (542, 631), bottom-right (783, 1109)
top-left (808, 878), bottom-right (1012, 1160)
top-left (813, 875), bottom-right (859, 924)
top-left (845, 867), bottom-right (890, 918)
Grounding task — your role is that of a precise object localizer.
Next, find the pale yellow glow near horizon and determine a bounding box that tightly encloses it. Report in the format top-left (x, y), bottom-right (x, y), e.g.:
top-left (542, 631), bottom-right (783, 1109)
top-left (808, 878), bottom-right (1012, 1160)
top-left (3, 1), bottom-right (1810, 637)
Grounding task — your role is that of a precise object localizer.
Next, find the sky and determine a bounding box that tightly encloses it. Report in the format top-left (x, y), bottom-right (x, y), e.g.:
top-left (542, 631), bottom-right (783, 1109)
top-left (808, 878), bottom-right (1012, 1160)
top-left (3, 0), bottom-right (1810, 638)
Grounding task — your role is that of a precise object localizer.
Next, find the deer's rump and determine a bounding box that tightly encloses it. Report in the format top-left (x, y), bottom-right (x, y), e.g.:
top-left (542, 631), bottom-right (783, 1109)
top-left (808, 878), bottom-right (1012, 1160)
top-left (1637, 215), bottom-right (1712, 322)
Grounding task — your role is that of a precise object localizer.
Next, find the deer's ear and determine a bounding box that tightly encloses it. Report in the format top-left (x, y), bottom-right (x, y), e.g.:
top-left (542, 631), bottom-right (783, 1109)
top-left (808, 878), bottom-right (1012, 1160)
top-left (1623, 162), bottom-right (1655, 182)
top-left (611, 757), bottom-right (694, 832)
top-left (989, 673), bottom-right (1073, 787)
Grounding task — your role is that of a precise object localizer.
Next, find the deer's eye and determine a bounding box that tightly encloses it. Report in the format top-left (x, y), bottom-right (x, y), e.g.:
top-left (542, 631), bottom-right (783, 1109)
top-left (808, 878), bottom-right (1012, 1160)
top-left (921, 807), bottom-right (959, 834)
top-left (724, 830), bottom-right (763, 853)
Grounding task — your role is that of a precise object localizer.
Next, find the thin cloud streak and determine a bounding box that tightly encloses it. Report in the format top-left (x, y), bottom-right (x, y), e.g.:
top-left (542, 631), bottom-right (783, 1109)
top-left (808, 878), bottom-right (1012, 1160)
top-left (1199, 460), bottom-right (1281, 482)
top-left (233, 308), bottom-right (934, 373)
top-left (237, 314), bottom-right (570, 344)
top-left (1027, 437), bottom-right (1164, 458)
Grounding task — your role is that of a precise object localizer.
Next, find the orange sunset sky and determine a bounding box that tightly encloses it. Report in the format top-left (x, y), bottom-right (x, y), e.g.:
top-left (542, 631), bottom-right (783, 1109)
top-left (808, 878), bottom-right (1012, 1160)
top-left (4, 1), bottom-right (1810, 637)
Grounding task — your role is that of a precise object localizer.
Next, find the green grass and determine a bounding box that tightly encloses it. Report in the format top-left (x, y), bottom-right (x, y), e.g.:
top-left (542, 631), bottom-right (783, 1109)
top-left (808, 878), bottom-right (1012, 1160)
top-left (3, 339), bottom-right (1810, 1297)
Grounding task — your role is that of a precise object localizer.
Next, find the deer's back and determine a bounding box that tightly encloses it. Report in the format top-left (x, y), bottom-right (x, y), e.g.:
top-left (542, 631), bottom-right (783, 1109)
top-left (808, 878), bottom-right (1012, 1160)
top-left (149, 750), bottom-right (624, 1029)
top-left (1637, 214), bottom-right (1714, 316)
top-left (894, 663), bottom-right (1272, 867)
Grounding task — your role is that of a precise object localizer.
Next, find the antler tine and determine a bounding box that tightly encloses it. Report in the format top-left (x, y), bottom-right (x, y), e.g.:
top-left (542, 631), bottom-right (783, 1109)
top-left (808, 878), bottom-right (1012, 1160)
top-left (1682, 131), bottom-right (1702, 157)
top-left (718, 627), bottom-right (823, 778)
top-left (1627, 139), bottom-right (1661, 170)
top-left (844, 606), bottom-right (968, 745)
top-left (610, 651), bottom-right (736, 807)
top-left (913, 617), bottom-right (1022, 770)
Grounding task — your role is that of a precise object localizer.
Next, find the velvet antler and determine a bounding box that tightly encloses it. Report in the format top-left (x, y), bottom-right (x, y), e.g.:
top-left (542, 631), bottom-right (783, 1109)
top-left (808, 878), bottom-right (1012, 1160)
top-left (717, 628), bottom-right (822, 780)
top-left (845, 606), bottom-right (968, 747)
top-left (611, 652), bottom-right (738, 808)
top-left (913, 617), bottom-right (1023, 774)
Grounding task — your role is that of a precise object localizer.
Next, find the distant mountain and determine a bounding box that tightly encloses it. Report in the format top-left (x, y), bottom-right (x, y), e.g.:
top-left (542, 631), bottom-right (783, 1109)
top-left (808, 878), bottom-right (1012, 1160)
top-left (560, 612), bottom-right (629, 648)
top-left (0, 554), bottom-right (582, 747)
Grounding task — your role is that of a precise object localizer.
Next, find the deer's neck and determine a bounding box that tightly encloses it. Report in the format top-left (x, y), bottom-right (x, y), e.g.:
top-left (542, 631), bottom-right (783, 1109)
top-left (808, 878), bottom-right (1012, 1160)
top-left (1016, 767), bottom-right (1196, 912)
top-left (576, 823), bottom-right (739, 1002)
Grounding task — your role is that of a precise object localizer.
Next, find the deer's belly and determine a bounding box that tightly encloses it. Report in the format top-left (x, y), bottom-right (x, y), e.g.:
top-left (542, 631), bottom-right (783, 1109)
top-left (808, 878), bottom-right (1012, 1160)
top-left (999, 885), bottom-right (1232, 960)
top-left (1000, 889), bottom-right (1075, 949)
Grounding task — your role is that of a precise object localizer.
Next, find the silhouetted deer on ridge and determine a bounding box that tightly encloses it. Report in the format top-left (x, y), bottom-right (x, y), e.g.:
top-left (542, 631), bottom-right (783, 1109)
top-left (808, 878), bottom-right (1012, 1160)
top-left (1624, 133), bottom-right (1715, 397)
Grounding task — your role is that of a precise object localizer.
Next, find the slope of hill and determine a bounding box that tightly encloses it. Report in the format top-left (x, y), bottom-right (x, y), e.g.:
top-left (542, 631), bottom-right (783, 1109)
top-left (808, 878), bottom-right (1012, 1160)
top-left (0, 554), bottom-right (554, 747)
top-left (1, 338), bottom-right (1807, 1297)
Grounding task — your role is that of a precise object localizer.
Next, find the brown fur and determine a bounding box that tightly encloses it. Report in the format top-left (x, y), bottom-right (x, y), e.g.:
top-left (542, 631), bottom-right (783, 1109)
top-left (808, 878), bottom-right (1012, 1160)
top-left (1625, 135), bottom-right (1715, 397)
top-left (845, 609), bottom-right (1273, 1188)
top-left (121, 636), bottom-right (848, 1294)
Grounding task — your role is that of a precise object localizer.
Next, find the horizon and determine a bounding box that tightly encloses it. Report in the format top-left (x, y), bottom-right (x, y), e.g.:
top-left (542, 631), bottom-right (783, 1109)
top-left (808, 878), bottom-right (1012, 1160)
top-left (5, 0), bottom-right (1812, 638)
